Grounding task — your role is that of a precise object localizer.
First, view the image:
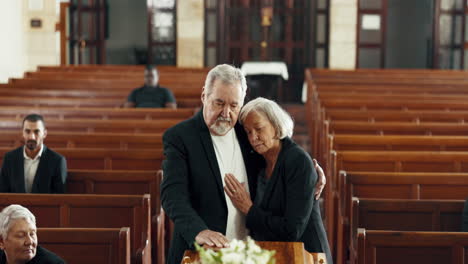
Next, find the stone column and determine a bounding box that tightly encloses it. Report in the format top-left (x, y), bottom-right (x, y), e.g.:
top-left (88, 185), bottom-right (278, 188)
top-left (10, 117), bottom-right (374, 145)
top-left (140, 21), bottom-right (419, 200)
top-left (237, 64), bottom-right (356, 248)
top-left (177, 0), bottom-right (204, 68)
top-left (23, 0), bottom-right (60, 71)
top-left (329, 0), bottom-right (358, 69)
top-left (0, 0), bottom-right (26, 83)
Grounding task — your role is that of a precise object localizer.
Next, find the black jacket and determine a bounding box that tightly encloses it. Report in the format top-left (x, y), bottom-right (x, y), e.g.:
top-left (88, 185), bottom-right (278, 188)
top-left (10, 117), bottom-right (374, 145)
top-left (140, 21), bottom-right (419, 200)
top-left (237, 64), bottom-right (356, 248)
top-left (0, 245), bottom-right (65, 264)
top-left (0, 145), bottom-right (67, 193)
top-left (161, 110), bottom-right (262, 264)
top-left (246, 137), bottom-right (333, 264)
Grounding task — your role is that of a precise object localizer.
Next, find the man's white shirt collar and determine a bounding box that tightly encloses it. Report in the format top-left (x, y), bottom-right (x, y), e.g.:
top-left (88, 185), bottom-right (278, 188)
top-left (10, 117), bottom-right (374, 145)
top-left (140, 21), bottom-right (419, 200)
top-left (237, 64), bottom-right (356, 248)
top-left (23, 144), bottom-right (44, 161)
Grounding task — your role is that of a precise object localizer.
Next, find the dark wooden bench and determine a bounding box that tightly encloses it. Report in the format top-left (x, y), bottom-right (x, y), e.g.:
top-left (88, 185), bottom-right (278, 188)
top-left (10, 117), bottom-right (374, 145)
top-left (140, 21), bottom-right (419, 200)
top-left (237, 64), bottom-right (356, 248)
top-left (0, 147), bottom-right (163, 170)
top-left (340, 171), bottom-right (468, 264)
top-left (0, 106), bottom-right (194, 120)
top-left (357, 229), bottom-right (468, 264)
top-left (66, 169), bottom-right (165, 264)
top-left (326, 109), bottom-right (468, 123)
top-left (313, 75), bottom-right (468, 85)
top-left (0, 96), bottom-right (200, 108)
top-left (319, 92), bottom-right (468, 101)
top-left (331, 135), bottom-right (468, 151)
top-left (36, 65), bottom-right (210, 74)
top-left (310, 68), bottom-right (468, 79)
top-left (328, 121), bottom-right (468, 136)
top-left (0, 131), bottom-right (163, 150)
top-left (328, 151), bottom-right (468, 264)
top-left (0, 193), bottom-right (151, 264)
top-left (0, 118), bottom-right (179, 133)
top-left (8, 78), bottom-right (203, 90)
top-left (39, 227), bottom-right (131, 264)
top-left (349, 198), bottom-right (464, 264)
top-left (302, 68), bottom-right (468, 263)
top-left (0, 87), bottom-right (201, 99)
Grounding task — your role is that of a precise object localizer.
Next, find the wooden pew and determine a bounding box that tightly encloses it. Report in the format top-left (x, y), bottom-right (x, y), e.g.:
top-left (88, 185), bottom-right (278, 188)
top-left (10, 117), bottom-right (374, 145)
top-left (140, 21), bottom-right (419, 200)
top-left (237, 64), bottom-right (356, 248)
top-left (8, 78), bottom-right (203, 91)
top-left (342, 171), bottom-right (468, 264)
top-left (302, 69), bottom-right (468, 263)
top-left (0, 193), bottom-right (151, 264)
top-left (66, 169), bottom-right (165, 264)
top-left (0, 118), bottom-right (179, 134)
top-left (357, 229), bottom-right (468, 264)
top-left (335, 151), bottom-right (468, 174)
top-left (334, 151), bottom-right (468, 225)
top-left (0, 96), bottom-right (200, 108)
top-left (39, 227), bottom-right (131, 264)
top-left (349, 198), bottom-right (464, 264)
top-left (0, 148), bottom-right (163, 170)
top-left (312, 74), bottom-right (468, 85)
top-left (331, 135), bottom-right (468, 151)
top-left (328, 151), bottom-right (468, 264)
top-left (0, 106), bottom-right (194, 120)
top-left (310, 68), bottom-right (468, 79)
top-left (0, 87), bottom-right (201, 100)
top-left (343, 171), bottom-right (468, 207)
top-left (67, 169), bottom-right (161, 215)
top-left (319, 91), bottom-right (468, 101)
top-left (318, 115), bottom-right (468, 182)
top-left (0, 131), bottom-right (163, 150)
top-left (326, 109), bottom-right (468, 123)
top-left (25, 70), bottom-right (207, 80)
top-left (321, 98), bottom-right (468, 111)
top-left (328, 120), bottom-right (468, 136)
top-left (37, 65), bottom-right (210, 74)
top-left (313, 82), bottom-right (468, 93)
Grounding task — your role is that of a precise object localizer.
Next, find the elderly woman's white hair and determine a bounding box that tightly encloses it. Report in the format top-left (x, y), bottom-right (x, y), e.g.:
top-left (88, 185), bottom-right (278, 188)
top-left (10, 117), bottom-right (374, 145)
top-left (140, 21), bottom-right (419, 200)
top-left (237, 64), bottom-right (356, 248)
top-left (203, 64), bottom-right (247, 99)
top-left (0, 205), bottom-right (36, 239)
top-left (239, 97), bottom-right (294, 139)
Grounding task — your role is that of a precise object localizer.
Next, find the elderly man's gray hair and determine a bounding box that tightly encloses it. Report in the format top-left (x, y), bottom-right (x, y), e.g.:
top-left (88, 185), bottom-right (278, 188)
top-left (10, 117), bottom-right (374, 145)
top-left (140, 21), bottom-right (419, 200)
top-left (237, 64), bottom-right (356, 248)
top-left (239, 97), bottom-right (294, 139)
top-left (0, 205), bottom-right (36, 239)
top-left (203, 64), bottom-right (247, 98)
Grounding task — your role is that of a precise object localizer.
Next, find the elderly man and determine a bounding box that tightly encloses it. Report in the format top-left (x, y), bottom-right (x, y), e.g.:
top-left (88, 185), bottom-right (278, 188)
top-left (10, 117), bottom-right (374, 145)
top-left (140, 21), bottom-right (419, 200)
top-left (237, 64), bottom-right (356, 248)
top-left (0, 114), bottom-right (67, 193)
top-left (0, 204), bottom-right (64, 264)
top-left (161, 64), bottom-right (325, 264)
top-left (123, 65), bottom-right (177, 108)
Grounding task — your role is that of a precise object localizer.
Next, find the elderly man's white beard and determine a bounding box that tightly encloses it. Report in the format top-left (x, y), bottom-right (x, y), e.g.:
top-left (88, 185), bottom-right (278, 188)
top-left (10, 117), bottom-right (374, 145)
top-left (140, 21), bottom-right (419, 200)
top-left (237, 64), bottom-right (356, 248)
top-left (210, 117), bottom-right (233, 135)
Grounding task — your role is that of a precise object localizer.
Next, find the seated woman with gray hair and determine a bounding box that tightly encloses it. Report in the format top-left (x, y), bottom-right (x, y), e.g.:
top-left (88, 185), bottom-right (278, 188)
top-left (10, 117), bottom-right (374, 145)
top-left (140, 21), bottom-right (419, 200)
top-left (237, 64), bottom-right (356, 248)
top-left (223, 97), bottom-right (332, 264)
top-left (0, 205), bottom-right (64, 264)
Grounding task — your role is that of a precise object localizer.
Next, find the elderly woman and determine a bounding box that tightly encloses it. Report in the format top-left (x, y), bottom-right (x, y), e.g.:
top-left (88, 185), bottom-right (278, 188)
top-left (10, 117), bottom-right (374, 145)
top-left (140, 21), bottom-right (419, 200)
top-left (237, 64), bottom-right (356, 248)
top-left (0, 205), bottom-right (64, 264)
top-left (224, 97), bottom-right (332, 264)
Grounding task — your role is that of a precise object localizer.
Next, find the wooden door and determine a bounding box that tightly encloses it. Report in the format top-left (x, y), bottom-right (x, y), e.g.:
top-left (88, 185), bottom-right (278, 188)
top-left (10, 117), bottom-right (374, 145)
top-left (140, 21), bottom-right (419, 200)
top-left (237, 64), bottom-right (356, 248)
top-left (356, 0), bottom-right (386, 68)
top-left (210, 0), bottom-right (321, 102)
top-left (69, 0), bottom-right (106, 64)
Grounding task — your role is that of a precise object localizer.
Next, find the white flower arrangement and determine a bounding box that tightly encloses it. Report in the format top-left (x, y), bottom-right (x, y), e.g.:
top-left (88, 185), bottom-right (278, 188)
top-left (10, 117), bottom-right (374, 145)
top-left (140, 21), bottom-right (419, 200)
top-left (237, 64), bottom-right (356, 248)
top-left (195, 237), bottom-right (276, 264)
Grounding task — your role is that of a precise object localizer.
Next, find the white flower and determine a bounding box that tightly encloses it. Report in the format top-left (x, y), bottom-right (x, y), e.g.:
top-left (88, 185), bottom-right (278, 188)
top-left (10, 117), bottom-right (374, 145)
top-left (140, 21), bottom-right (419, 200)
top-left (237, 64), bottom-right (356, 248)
top-left (196, 237), bottom-right (275, 264)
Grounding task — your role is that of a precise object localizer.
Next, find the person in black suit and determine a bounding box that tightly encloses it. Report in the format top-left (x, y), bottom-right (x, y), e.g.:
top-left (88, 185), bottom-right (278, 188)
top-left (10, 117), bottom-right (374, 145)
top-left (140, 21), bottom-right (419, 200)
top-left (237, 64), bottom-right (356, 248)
top-left (0, 114), bottom-right (67, 193)
top-left (161, 64), bottom-right (327, 264)
top-left (224, 97), bottom-right (332, 264)
top-left (0, 204), bottom-right (65, 264)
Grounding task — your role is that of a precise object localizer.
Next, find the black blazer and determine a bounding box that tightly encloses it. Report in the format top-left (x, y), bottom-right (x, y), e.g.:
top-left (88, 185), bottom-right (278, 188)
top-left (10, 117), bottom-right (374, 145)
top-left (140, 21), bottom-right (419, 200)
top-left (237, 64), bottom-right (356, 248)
top-left (0, 245), bottom-right (65, 264)
top-left (0, 145), bottom-right (67, 193)
top-left (246, 137), bottom-right (333, 264)
top-left (161, 110), bottom-right (262, 264)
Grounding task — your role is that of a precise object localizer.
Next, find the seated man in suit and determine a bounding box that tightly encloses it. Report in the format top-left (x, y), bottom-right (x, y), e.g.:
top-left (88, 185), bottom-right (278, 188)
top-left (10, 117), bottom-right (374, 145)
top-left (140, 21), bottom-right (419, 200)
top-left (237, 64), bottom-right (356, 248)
top-left (0, 114), bottom-right (67, 193)
top-left (123, 65), bottom-right (177, 108)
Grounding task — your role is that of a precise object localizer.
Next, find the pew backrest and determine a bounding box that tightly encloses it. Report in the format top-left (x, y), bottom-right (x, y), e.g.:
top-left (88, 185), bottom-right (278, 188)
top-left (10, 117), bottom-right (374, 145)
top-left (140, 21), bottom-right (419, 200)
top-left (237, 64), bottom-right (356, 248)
top-left (38, 227), bottom-right (131, 264)
top-left (0, 193), bottom-right (151, 264)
